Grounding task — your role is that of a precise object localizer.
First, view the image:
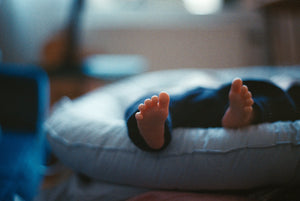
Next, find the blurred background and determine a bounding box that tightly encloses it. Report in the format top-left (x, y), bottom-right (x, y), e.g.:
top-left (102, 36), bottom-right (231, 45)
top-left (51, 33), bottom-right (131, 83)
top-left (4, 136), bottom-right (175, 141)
top-left (0, 0), bottom-right (299, 72)
top-left (0, 0), bottom-right (299, 198)
top-left (0, 0), bottom-right (299, 106)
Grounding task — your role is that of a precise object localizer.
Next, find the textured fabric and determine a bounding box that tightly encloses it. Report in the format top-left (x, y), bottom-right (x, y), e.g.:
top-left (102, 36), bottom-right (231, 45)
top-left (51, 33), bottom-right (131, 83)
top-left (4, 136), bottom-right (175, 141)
top-left (46, 66), bottom-right (300, 190)
top-left (126, 80), bottom-right (299, 151)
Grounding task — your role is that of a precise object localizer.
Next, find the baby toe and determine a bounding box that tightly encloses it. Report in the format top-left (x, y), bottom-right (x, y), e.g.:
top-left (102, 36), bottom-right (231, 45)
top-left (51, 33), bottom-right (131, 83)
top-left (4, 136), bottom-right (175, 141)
top-left (246, 98), bottom-right (254, 106)
top-left (138, 103), bottom-right (145, 112)
top-left (144, 99), bottom-right (152, 107)
top-left (244, 106), bottom-right (253, 113)
top-left (231, 78), bottom-right (243, 93)
top-left (158, 92), bottom-right (170, 108)
top-left (244, 91), bottom-right (252, 99)
top-left (151, 95), bottom-right (159, 105)
top-left (241, 85), bottom-right (248, 95)
top-left (135, 112), bottom-right (143, 120)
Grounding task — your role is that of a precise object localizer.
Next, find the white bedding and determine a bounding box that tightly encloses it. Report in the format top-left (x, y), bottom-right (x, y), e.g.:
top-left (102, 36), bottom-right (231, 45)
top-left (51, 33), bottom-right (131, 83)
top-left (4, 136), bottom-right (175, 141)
top-left (46, 66), bottom-right (300, 193)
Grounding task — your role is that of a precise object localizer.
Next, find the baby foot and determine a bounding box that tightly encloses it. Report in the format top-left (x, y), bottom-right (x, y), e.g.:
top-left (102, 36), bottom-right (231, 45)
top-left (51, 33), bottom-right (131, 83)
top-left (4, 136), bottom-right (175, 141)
top-left (135, 92), bottom-right (170, 149)
top-left (222, 78), bottom-right (254, 128)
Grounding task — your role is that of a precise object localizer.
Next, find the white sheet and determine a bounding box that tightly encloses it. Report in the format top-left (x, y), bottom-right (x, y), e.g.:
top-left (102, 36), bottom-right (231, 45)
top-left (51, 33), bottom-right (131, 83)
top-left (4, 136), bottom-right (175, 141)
top-left (44, 66), bottom-right (300, 199)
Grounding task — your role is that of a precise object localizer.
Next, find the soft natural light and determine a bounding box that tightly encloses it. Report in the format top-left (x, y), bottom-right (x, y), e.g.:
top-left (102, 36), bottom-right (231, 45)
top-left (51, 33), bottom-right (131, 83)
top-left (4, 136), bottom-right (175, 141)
top-left (87, 0), bottom-right (117, 12)
top-left (183, 0), bottom-right (223, 15)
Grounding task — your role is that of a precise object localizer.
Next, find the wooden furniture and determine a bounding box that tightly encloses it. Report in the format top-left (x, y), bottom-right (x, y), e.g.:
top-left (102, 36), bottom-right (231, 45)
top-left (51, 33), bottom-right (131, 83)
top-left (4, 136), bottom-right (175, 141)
top-left (50, 75), bottom-right (107, 106)
top-left (261, 0), bottom-right (300, 65)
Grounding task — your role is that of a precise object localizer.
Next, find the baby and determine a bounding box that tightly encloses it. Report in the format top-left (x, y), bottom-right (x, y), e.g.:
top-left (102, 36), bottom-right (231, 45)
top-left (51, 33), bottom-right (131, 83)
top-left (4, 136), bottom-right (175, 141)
top-left (125, 78), bottom-right (299, 151)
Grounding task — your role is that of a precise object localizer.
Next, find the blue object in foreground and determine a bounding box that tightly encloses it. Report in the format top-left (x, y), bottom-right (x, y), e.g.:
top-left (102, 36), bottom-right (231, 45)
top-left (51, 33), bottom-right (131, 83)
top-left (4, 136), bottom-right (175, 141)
top-left (0, 63), bottom-right (49, 201)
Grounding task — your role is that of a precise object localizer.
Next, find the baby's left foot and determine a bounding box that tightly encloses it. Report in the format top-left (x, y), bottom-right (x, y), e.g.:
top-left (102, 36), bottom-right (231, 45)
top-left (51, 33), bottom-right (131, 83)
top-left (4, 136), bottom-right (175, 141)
top-left (222, 78), bottom-right (254, 128)
top-left (135, 92), bottom-right (170, 150)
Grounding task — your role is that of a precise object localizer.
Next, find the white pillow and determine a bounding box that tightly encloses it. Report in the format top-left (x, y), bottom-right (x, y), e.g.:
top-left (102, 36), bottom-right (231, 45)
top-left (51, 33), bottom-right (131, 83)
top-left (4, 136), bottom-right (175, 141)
top-left (46, 67), bottom-right (300, 190)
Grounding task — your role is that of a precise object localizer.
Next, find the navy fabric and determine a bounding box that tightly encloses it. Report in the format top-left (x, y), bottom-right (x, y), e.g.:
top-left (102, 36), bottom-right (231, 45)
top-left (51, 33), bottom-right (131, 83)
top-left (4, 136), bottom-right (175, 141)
top-left (125, 80), bottom-right (300, 151)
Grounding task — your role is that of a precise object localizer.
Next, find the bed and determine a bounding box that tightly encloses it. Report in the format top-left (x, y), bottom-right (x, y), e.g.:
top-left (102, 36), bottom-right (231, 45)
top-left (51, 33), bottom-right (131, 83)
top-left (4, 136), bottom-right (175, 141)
top-left (41, 66), bottom-right (300, 201)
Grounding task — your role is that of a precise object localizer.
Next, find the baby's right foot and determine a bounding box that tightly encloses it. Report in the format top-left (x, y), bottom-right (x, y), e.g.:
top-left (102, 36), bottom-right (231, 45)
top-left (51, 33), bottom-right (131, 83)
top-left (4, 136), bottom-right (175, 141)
top-left (222, 78), bottom-right (255, 128)
top-left (135, 92), bottom-right (170, 149)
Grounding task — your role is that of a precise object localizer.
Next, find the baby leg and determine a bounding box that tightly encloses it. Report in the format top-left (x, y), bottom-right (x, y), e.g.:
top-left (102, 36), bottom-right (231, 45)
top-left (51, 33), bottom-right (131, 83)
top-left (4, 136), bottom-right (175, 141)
top-left (222, 78), bottom-right (255, 128)
top-left (135, 92), bottom-right (170, 149)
